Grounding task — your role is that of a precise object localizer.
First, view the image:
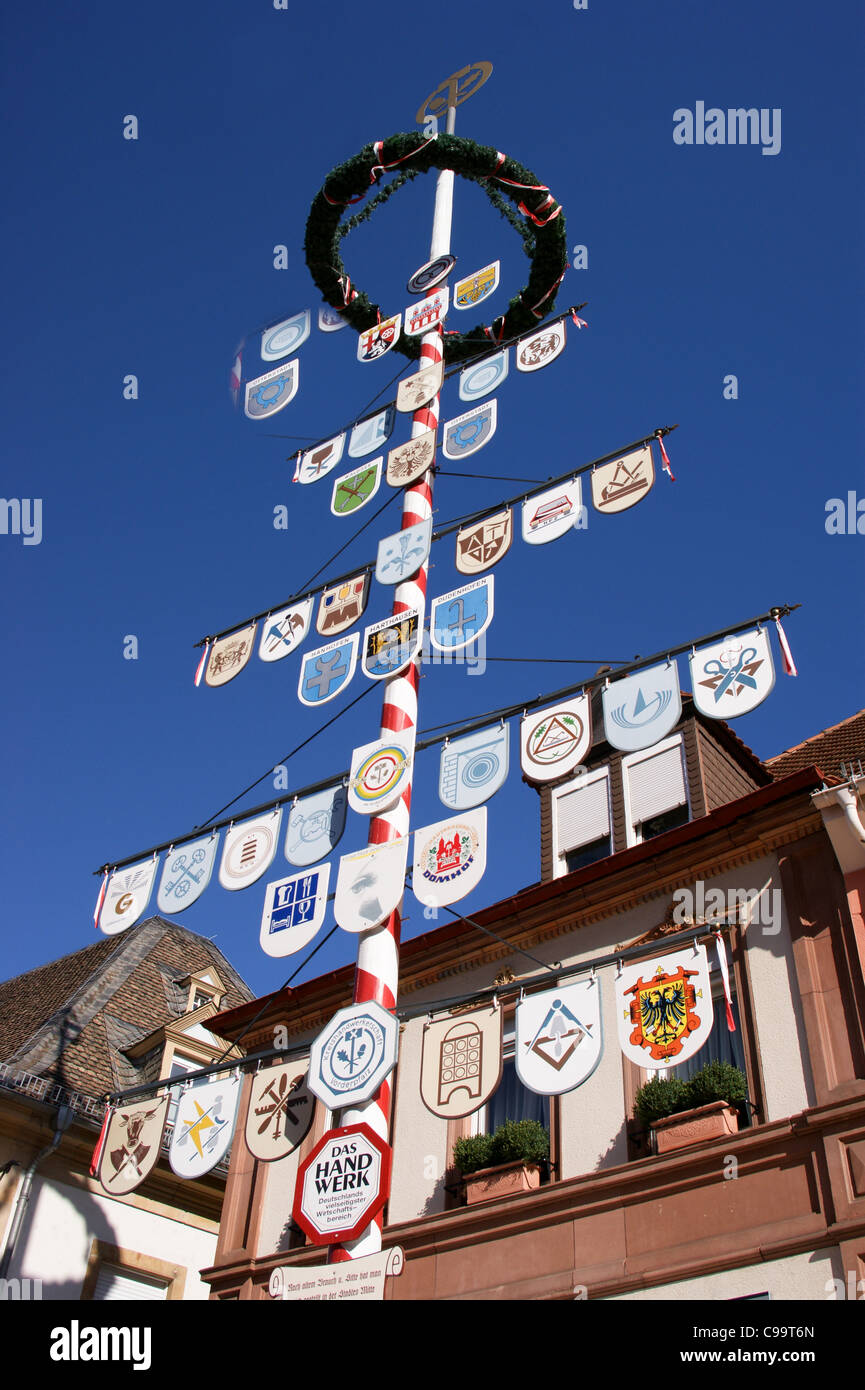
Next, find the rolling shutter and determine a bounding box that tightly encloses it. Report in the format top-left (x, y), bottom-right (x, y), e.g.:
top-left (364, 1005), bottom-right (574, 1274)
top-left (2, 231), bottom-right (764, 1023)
top-left (628, 743), bottom-right (686, 825)
top-left (556, 776), bottom-right (610, 853)
top-left (92, 1264), bottom-right (169, 1301)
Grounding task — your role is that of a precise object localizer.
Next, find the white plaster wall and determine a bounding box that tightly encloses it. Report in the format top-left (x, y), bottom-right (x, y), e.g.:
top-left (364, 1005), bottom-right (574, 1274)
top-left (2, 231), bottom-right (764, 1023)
top-left (609, 1247), bottom-right (842, 1301)
top-left (387, 1017), bottom-right (451, 1223)
top-left (9, 1176), bottom-right (217, 1299)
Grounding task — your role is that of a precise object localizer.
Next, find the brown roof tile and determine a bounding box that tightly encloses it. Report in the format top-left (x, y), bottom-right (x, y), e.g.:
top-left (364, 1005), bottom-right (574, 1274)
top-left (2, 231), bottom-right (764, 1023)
top-left (765, 708), bottom-right (865, 781)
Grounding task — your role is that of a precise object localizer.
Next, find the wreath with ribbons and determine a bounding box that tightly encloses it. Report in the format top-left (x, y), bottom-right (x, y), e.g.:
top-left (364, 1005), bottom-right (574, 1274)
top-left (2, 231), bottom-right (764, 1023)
top-left (304, 132), bottom-right (568, 365)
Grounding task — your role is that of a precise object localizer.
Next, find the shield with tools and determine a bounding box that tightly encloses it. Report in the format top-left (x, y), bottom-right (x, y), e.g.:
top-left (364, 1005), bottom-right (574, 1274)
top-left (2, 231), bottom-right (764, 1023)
top-left (515, 980), bottom-right (603, 1095)
top-left (690, 629), bottom-right (775, 720)
top-left (591, 445), bottom-right (654, 514)
top-left (396, 362), bottom-right (443, 413)
top-left (295, 433), bottom-right (345, 485)
top-left (258, 598), bottom-right (313, 662)
top-left (284, 785), bottom-right (347, 868)
top-left (330, 459), bottom-right (382, 518)
top-left (99, 1096), bottom-right (170, 1195)
top-left (245, 1061), bottom-right (315, 1161)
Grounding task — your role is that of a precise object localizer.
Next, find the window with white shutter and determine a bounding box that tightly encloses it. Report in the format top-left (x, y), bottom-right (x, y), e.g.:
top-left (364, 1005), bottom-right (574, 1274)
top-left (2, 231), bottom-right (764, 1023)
top-left (92, 1264), bottom-right (169, 1301)
top-left (623, 736), bottom-right (689, 846)
top-left (553, 770), bottom-right (612, 877)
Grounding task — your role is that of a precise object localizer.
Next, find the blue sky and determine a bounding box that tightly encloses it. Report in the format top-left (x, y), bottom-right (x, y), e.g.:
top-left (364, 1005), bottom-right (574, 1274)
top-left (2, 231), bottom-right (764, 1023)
top-left (2, 0), bottom-right (863, 999)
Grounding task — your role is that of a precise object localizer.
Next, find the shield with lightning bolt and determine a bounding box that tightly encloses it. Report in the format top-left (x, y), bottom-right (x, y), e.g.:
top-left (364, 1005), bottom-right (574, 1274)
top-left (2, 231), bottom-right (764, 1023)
top-left (168, 1075), bottom-right (241, 1178)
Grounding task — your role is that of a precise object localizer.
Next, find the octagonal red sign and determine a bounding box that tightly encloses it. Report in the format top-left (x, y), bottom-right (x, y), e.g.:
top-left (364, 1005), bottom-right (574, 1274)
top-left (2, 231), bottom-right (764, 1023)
top-left (293, 1122), bottom-right (392, 1246)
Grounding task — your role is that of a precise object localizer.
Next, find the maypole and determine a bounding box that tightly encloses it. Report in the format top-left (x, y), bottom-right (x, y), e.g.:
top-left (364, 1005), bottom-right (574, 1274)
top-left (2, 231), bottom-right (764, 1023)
top-left (329, 69), bottom-right (474, 1263)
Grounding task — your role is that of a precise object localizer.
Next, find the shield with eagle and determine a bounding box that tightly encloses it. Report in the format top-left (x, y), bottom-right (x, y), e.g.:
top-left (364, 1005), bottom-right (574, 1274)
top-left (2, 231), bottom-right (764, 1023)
top-left (615, 945), bottom-right (714, 1068)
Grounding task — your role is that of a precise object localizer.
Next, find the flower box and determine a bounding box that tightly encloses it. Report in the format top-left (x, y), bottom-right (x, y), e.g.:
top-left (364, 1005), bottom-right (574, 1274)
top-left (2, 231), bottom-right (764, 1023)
top-left (463, 1160), bottom-right (543, 1205)
top-left (652, 1100), bottom-right (739, 1155)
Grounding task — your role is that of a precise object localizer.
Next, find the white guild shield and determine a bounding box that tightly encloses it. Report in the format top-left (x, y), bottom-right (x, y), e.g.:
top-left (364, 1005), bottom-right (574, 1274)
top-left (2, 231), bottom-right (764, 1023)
top-left (258, 599), bottom-right (313, 662)
top-left (298, 633), bottom-right (359, 706)
top-left (330, 459), bottom-right (382, 518)
top-left (260, 864), bottom-right (330, 958)
top-left (429, 576), bottom-right (494, 653)
top-left (520, 696), bottom-right (592, 783)
top-left (358, 314), bottom-right (401, 362)
top-left (169, 1075), bottom-right (241, 1179)
top-left (438, 724), bottom-right (509, 810)
top-left (261, 310), bottom-right (311, 362)
top-left (245, 1061), bottom-right (315, 1161)
top-left (309, 1002), bottom-right (400, 1109)
top-left (420, 1005), bottom-right (503, 1119)
top-left (522, 479), bottom-right (583, 544)
top-left (361, 606), bottom-right (423, 681)
top-left (386, 429), bottom-right (436, 489)
top-left (442, 400), bottom-right (497, 461)
top-left (348, 737), bottom-right (413, 815)
top-left (616, 944), bottom-right (715, 1069)
top-left (334, 837), bottom-right (409, 934)
top-left (591, 445), bottom-right (654, 514)
top-left (404, 288), bottom-right (449, 336)
top-left (455, 509), bottom-right (512, 575)
top-left (602, 662), bottom-right (682, 752)
top-left (396, 361), bottom-right (443, 413)
top-left (316, 573), bottom-right (370, 637)
top-left (516, 321), bottom-right (566, 372)
top-left (206, 624), bottom-right (256, 687)
top-left (375, 518), bottom-right (432, 584)
top-left (515, 981), bottom-right (602, 1096)
top-left (454, 261), bottom-right (500, 309)
top-left (459, 349), bottom-right (508, 402)
top-left (284, 785), bottom-right (347, 867)
top-left (295, 434), bottom-right (345, 485)
top-left (244, 361), bottom-right (299, 419)
top-left (99, 859), bottom-right (158, 935)
top-left (157, 835), bottom-right (219, 913)
top-left (412, 809), bottom-right (487, 910)
top-left (219, 809), bottom-right (281, 890)
top-left (690, 629), bottom-right (775, 720)
top-left (348, 406), bottom-right (395, 458)
top-left (318, 305), bottom-right (348, 332)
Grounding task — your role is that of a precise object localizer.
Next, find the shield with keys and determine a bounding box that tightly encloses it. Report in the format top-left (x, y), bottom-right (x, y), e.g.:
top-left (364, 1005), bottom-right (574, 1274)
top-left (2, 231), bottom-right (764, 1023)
top-left (157, 835), bottom-right (219, 913)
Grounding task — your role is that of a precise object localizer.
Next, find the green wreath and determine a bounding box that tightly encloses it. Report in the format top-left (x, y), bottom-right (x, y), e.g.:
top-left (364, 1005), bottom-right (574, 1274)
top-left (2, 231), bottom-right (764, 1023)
top-left (304, 133), bottom-right (568, 365)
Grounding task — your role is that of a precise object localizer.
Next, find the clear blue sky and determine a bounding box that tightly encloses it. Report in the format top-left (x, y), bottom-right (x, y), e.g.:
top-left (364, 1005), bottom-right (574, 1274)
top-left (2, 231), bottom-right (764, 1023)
top-left (2, 0), bottom-right (863, 999)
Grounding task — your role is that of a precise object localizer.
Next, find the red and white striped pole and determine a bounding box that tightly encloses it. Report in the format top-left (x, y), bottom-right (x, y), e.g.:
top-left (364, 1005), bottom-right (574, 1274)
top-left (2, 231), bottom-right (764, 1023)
top-left (328, 106), bottom-right (457, 1263)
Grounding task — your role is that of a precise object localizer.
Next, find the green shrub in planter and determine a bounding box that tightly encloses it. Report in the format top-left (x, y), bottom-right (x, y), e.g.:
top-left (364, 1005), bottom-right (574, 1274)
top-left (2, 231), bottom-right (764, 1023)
top-left (633, 1075), bottom-right (692, 1127)
top-left (453, 1119), bottom-right (549, 1175)
top-left (686, 1060), bottom-right (747, 1109)
top-left (452, 1132), bottom-right (493, 1175)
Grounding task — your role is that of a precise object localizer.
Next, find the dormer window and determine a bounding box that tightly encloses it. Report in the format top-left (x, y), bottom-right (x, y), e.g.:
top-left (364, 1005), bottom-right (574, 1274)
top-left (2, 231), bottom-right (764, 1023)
top-left (552, 768), bottom-right (612, 878)
top-left (191, 990), bottom-right (212, 1011)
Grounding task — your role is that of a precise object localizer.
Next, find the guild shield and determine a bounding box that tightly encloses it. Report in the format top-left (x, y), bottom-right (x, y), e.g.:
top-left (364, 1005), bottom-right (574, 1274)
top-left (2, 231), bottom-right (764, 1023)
top-left (245, 1061), bottom-right (315, 1161)
top-left (407, 254), bottom-right (456, 294)
top-left (284, 785), bottom-right (348, 867)
top-left (522, 479), bottom-right (583, 544)
top-left (260, 310), bottom-right (311, 362)
top-left (412, 809), bottom-right (487, 910)
top-left (206, 624), bottom-right (256, 687)
top-left (455, 509), bottom-right (512, 575)
top-left (334, 837), bottom-right (409, 934)
top-left (330, 459), bottom-right (382, 518)
top-left (348, 736), bottom-right (413, 815)
top-left (602, 662), bottom-right (682, 752)
top-left (454, 261), bottom-right (500, 309)
top-left (361, 606), bottom-right (423, 681)
top-left (169, 1075), bottom-right (241, 1179)
top-left (439, 723), bottom-right (509, 810)
top-left (244, 361), bottom-right (299, 419)
top-left (616, 945), bottom-right (714, 1068)
top-left (99, 1096), bottom-right (170, 1195)
top-left (386, 429), bottom-right (436, 488)
top-left (420, 1005), bottom-right (503, 1119)
top-left (219, 809), bottom-right (281, 890)
top-left (442, 400), bottom-right (497, 460)
top-left (396, 362), bottom-right (443, 413)
top-left (404, 288), bottom-right (449, 336)
top-left (520, 697), bottom-right (592, 783)
top-left (375, 518), bottom-right (432, 584)
top-left (260, 864), bottom-right (330, 958)
top-left (348, 406), bottom-right (396, 458)
top-left (459, 348), bottom-right (509, 402)
top-left (295, 433), bottom-right (345, 485)
top-left (516, 321), bottom-right (566, 372)
top-left (690, 629), bottom-right (775, 720)
top-left (318, 305), bottom-right (348, 332)
top-left (591, 445), bottom-right (654, 514)
top-left (315, 572), bottom-right (370, 636)
top-left (258, 598), bottom-right (313, 662)
top-left (515, 980), bottom-right (602, 1095)
top-left (429, 576), bottom-right (494, 652)
top-left (358, 314), bottom-right (401, 362)
top-left (156, 835), bottom-right (219, 913)
top-left (99, 859), bottom-right (158, 935)
top-left (298, 633), bottom-right (359, 706)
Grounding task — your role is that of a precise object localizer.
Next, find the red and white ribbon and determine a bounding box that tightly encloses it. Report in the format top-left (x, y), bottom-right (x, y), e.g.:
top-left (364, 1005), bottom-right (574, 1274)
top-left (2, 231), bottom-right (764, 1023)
top-left (774, 617), bottom-right (798, 676)
top-left (93, 871), bottom-right (108, 929)
top-left (369, 134), bottom-right (438, 185)
top-left (89, 1104), bottom-right (113, 1177)
top-left (571, 310), bottom-right (588, 328)
top-left (525, 272), bottom-right (568, 318)
top-left (713, 932), bottom-right (736, 1032)
top-left (655, 433), bottom-right (675, 482)
top-left (194, 643), bottom-right (209, 687)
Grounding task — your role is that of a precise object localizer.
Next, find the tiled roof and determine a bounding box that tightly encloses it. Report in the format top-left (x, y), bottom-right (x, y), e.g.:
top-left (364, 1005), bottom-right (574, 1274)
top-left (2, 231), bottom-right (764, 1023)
top-left (0, 918), bottom-right (254, 1100)
top-left (765, 708), bottom-right (865, 781)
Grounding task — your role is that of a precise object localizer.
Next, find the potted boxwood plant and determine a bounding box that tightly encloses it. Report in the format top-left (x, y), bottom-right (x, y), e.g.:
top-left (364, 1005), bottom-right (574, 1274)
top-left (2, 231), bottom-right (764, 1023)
top-left (453, 1119), bottom-right (550, 1205)
top-left (634, 1061), bottom-right (747, 1154)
